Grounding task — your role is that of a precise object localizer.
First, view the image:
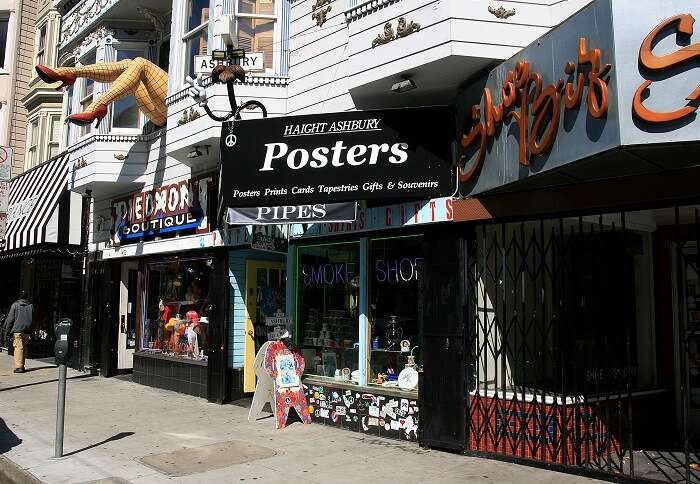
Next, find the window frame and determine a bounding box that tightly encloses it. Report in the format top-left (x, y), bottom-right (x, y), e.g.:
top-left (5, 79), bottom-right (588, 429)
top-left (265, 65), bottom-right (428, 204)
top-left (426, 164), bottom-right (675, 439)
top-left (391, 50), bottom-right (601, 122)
top-left (234, 0), bottom-right (280, 75)
top-left (47, 113), bottom-right (61, 159)
top-left (181, 0), bottom-right (210, 83)
top-left (109, 42), bottom-right (149, 133)
top-left (26, 117), bottom-right (39, 170)
top-left (0, 13), bottom-right (10, 72)
top-left (35, 23), bottom-right (47, 69)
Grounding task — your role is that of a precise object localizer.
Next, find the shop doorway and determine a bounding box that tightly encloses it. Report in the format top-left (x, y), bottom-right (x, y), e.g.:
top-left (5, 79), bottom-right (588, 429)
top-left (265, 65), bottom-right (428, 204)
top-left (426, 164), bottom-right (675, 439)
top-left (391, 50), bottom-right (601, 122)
top-left (118, 261), bottom-right (139, 370)
top-left (243, 260), bottom-right (287, 393)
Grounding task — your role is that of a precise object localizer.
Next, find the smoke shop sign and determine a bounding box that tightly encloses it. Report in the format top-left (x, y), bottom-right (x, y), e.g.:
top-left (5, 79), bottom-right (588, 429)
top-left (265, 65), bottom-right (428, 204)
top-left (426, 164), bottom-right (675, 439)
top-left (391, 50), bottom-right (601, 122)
top-left (111, 176), bottom-right (213, 245)
top-left (221, 107), bottom-right (455, 208)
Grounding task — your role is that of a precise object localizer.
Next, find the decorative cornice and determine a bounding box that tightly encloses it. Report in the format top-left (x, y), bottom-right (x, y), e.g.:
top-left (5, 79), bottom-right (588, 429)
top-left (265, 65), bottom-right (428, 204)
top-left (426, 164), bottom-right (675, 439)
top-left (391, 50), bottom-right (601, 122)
top-left (72, 26), bottom-right (114, 60)
top-left (345, 0), bottom-right (403, 23)
top-left (488, 5), bottom-right (516, 19)
top-left (166, 76), bottom-right (290, 107)
top-left (65, 129), bottom-right (165, 154)
top-left (60, 0), bottom-right (120, 49)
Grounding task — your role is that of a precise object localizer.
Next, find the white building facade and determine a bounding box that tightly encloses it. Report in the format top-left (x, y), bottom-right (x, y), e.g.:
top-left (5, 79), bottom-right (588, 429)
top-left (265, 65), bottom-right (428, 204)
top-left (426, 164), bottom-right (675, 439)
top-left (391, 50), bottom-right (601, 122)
top-left (50, 0), bottom-right (594, 401)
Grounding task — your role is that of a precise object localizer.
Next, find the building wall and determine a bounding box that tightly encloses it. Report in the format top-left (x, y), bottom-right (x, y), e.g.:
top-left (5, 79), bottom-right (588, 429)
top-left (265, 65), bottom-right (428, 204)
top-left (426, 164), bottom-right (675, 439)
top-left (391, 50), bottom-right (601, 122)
top-left (287, 0), bottom-right (354, 115)
top-left (8, 0), bottom-right (37, 176)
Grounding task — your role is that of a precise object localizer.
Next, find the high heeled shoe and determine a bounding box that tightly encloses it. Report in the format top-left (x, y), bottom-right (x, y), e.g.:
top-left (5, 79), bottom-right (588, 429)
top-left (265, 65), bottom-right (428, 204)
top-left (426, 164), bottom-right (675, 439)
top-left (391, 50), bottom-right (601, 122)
top-left (35, 65), bottom-right (76, 90)
top-left (67, 106), bottom-right (108, 128)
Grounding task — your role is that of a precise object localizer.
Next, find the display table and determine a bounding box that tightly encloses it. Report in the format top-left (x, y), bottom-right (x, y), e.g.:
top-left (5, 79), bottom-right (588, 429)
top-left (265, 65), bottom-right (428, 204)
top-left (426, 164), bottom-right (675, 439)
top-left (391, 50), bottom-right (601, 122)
top-left (303, 376), bottom-right (419, 441)
top-left (133, 351), bottom-right (208, 398)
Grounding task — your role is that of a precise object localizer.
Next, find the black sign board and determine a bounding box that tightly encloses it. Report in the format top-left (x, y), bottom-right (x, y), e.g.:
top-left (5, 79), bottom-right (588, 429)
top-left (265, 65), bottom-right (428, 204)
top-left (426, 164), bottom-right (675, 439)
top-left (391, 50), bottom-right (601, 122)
top-left (221, 107), bottom-right (456, 207)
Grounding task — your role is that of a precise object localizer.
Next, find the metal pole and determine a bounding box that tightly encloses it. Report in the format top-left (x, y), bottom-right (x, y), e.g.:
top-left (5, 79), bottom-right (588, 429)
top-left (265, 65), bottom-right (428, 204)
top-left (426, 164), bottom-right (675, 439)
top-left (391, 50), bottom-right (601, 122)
top-left (55, 363), bottom-right (67, 458)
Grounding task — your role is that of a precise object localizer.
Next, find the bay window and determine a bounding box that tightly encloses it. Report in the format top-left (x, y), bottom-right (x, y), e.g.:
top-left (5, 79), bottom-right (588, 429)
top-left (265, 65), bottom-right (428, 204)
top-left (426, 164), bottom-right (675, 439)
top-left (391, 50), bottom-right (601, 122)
top-left (112, 48), bottom-right (145, 130)
top-left (47, 114), bottom-right (61, 159)
top-left (237, 0), bottom-right (276, 71)
top-left (183, 0), bottom-right (209, 80)
top-left (35, 24), bottom-right (46, 67)
top-left (26, 119), bottom-right (38, 169)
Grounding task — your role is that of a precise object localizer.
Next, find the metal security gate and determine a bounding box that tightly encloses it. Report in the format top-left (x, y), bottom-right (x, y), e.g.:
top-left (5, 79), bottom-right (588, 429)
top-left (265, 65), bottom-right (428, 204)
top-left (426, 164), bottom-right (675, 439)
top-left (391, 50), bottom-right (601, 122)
top-left (462, 207), bottom-right (700, 482)
top-left (420, 232), bottom-right (468, 450)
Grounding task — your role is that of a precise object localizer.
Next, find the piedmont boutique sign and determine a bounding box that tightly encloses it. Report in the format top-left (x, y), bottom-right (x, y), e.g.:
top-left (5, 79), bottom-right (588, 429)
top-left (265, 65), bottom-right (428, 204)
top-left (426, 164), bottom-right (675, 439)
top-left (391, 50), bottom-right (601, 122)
top-left (111, 175), bottom-right (213, 245)
top-left (221, 107), bottom-right (456, 208)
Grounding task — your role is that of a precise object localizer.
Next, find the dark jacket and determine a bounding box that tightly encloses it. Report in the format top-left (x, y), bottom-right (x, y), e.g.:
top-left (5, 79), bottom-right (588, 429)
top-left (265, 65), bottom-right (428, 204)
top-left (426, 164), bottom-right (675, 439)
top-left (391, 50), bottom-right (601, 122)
top-left (4, 299), bottom-right (33, 334)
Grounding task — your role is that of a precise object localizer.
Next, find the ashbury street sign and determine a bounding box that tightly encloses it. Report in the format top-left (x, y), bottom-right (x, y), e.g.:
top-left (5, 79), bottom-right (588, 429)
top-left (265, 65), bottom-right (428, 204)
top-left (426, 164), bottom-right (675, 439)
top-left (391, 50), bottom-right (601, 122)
top-left (221, 107), bottom-right (456, 208)
top-left (194, 53), bottom-right (265, 74)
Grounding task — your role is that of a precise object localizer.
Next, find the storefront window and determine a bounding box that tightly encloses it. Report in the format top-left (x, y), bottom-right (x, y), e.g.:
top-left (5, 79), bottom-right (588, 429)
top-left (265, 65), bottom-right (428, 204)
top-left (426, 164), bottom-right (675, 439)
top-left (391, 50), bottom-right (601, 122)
top-left (369, 236), bottom-right (422, 387)
top-left (142, 258), bottom-right (212, 362)
top-left (297, 243), bottom-right (360, 379)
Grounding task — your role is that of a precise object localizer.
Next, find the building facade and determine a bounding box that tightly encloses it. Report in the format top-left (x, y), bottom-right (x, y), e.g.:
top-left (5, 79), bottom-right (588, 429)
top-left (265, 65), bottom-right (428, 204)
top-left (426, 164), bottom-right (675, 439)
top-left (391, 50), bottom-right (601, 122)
top-left (5, 0), bottom-right (700, 481)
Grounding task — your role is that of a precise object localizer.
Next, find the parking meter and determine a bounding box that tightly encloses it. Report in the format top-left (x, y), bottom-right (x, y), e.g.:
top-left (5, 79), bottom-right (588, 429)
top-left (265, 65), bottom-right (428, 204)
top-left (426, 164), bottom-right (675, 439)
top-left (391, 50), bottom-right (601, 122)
top-left (54, 318), bottom-right (73, 365)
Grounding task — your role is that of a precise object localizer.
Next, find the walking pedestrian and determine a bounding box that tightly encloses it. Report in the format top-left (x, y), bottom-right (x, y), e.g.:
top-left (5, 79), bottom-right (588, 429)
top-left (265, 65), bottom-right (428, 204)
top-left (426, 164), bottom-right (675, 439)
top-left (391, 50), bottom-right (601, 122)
top-left (3, 291), bottom-right (34, 373)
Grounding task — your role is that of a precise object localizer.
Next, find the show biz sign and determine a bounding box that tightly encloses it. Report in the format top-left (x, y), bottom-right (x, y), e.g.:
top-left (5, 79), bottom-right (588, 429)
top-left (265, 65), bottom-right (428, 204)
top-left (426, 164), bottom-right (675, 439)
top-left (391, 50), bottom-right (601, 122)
top-left (221, 107), bottom-right (456, 208)
top-left (111, 175), bottom-right (213, 245)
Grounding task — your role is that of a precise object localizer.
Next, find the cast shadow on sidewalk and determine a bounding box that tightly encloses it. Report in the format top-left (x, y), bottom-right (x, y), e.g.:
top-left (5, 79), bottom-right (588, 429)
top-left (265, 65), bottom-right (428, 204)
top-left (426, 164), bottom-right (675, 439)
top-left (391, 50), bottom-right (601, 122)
top-left (0, 374), bottom-right (93, 392)
top-left (0, 418), bottom-right (22, 454)
top-left (62, 432), bottom-right (135, 457)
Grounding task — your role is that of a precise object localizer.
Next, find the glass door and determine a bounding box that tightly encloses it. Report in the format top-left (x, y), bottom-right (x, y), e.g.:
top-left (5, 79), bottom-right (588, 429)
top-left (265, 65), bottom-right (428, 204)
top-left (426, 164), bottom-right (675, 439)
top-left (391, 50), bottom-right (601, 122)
top-left (244, 260), bottom-right (287, 392)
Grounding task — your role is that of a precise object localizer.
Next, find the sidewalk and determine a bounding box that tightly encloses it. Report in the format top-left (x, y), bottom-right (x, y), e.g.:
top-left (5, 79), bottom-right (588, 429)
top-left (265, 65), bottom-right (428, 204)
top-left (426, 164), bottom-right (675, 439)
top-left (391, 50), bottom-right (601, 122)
top-left (0, 353), bottom-right (606, 484)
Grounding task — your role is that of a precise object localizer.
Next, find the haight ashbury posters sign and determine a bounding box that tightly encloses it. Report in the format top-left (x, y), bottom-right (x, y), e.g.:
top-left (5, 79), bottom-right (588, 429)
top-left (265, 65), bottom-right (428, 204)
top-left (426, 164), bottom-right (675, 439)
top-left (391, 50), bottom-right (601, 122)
top-left (221, 107), bottom-right (456, 208)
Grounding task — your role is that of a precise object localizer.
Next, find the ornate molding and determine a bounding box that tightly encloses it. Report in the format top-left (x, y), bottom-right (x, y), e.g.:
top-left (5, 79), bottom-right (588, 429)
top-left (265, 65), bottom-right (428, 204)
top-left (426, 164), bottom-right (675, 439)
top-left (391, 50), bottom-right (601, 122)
top-left (61, 0), bottom-right (120, 48)
top-left (488, 5), bottom-right (516, 19)
top-left (372, 17), bottom-right (419, 48)
top-left (312, 4), bottom-right (332, 27)
top-left (136, 7), bottom-right (165, 35)
top-left (396, 17), bottom-right (420, 38)
top-left (113, 153), bottom-right (128, 160)
top-left (345, 0), bottom-right (403, 23)
top-left (166, 76), bottom-right (290, 107)
top-left (177, 108), bottom-right (202, 126)
top-left (372, 22), bottom-right (395, 48)
top-left (73, 26), bottom-right (114, 60)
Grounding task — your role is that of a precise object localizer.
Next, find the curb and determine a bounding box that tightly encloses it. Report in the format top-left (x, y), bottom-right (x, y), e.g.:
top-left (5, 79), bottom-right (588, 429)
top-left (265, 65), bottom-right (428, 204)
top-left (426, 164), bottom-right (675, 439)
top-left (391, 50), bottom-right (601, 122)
top-left (0, 456), bottom-right (43, 484)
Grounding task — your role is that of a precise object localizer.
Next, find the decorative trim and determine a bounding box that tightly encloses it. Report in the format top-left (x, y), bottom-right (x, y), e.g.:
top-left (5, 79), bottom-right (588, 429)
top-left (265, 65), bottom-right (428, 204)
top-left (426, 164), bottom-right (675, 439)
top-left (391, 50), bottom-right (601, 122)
top-left (60, 0), bottom-right (121, 49)
top-left (72, 26), bottom-right (114, 61)
top-left (345, 0), bottom-right (403, 23)
top-left (166, 76), bottom-right (290, 107)
top-left (177, 108), bottom-right (202, 126)
top-left (311, 0), bottom-right (332, 27)
top-left (488, 5), bottom-right (516, 19)
top-left (113, 153), bottom-right (128, 160)
top-left (372, 17), bottom-right (419, 48)
top-left (396, 17), bottom-right (420, 38)
top-left (136, 7), bottom-right (165, 37)
top-left (65, 130), bottom-right (165, 154)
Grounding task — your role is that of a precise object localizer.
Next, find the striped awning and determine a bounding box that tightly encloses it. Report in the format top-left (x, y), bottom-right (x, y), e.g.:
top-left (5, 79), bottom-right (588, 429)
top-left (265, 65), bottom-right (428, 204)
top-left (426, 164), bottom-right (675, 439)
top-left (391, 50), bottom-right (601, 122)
top-left (2, 154), bottom-right (83, 253)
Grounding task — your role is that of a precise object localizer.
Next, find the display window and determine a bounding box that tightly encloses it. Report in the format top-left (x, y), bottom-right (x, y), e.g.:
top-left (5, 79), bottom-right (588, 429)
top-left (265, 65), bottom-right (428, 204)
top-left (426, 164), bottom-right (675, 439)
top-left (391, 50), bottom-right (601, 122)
top-left (297, 242), bottom-right (360, 380)
top-left (141, 258), bottom-right (213, 362)
top-left (368, 236), bottom-right (422, 387)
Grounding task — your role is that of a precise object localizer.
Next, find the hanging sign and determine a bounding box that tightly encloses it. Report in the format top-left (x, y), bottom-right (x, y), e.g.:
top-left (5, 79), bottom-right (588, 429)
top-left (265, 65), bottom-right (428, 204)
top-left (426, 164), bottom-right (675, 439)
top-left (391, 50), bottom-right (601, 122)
top-left (226, 201), bottom-right (356, 225)
top-left (221, 107), bottom-right (456, 208)
top-left (111, 174), bottom-right (214, 245)
top-left (194, 53), bottom-right (265, 75)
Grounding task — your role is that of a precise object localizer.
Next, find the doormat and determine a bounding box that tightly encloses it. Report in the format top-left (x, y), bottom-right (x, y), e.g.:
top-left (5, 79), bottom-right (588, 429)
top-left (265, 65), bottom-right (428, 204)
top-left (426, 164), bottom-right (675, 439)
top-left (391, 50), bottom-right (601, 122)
top-left (139, 440), bottom-right (276, 477)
